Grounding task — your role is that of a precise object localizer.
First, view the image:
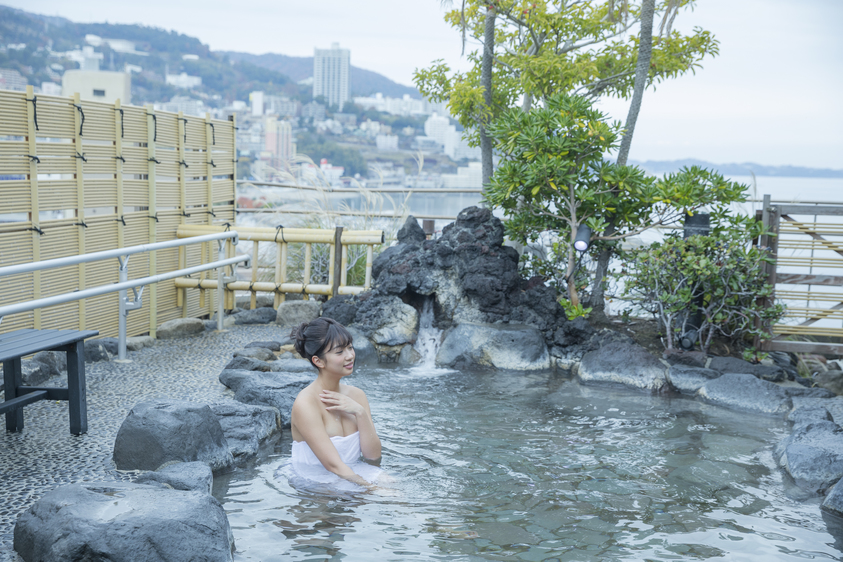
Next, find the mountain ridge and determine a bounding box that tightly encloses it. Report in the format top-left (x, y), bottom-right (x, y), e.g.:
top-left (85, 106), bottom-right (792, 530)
top-left (630, 159), bottom-right (843, 179)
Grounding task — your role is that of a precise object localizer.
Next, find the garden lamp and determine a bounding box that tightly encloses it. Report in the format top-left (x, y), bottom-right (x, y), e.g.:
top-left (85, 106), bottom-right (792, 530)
top-left (574, 225), bottom-right (592, 252)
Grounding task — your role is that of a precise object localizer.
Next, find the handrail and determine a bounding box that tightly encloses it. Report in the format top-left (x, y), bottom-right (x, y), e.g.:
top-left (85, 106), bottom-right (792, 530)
top-left (0, 231), bottom-right (239, 279)
top-left (237, 180), bottom-right (484, 194)
top-left (0, 230), bottom-right (248, 361)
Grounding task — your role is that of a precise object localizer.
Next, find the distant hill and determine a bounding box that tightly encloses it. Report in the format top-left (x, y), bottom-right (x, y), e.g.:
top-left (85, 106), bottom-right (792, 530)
top-left (0, 5), bottom-right (304, 103)
top-left (221, 51), bottom-right (421, 99)
top-left (631, 159), bottom-right (843, 179)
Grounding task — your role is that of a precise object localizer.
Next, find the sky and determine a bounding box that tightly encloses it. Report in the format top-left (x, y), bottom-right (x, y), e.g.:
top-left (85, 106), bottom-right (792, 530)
top-left (5, 0), bottom-right (842, 169)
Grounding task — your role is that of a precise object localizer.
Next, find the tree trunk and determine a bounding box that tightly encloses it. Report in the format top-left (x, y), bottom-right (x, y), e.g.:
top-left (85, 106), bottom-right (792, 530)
top-left (479, 4), bottom-right (496, 194)
top-left (587, 0), bottom-right (655, 316)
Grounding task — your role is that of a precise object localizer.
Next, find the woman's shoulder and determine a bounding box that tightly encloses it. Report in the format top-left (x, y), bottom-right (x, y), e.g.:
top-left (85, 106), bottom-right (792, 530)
top-left (292, 383), bottom-right (320, 409)
top-left (341, 383), bottom-right (367, 400)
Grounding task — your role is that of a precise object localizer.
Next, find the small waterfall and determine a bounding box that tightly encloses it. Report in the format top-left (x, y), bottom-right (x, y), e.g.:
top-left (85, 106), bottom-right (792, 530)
top-left (413, 297), bottom-right (442, 369)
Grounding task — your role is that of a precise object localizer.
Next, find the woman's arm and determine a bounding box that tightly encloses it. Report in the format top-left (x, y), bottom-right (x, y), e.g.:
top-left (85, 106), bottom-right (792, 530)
top-left (320, 387), bottom-right (382, 462)
top-left (291, 397), bottom-right (374, 488)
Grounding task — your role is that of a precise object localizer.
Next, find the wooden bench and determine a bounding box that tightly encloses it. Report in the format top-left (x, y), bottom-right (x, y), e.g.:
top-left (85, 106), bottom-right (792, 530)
top-left (0, 328), bottom-right (99, 435)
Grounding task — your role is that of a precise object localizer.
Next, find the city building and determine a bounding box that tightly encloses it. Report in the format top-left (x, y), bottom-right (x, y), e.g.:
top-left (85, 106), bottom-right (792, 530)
top-left (265, 117), bottom-right (296, 168)
top-left (154, 96), bottom-right (207, 117)
top-left (84, 34), bottom-right (148, 56)
top-left (313, 42), bottom-right (350, 110)
top-left (250, 91), bottom-right (264, 116)
top-left (353, 92), bottom-right (449, 117)
top-left (265, 95), bottom-right (299, 118)
top-left (444, 130), bottom-right (481, 161)
top-left (62, 70), bottom-right (131, 104)
top-left (0, 68), bottom-right (27, 91)
top-left (40, 82), bottom-right (62, 96)
top-left (376, 134), bottom-right (399, 151)
top-left (414, 136), bottom-right (441, 153)
top-left (424, 113), bottom-right (451, 145)
top-left (298, 158), bottom-right (345, 187)
top-left (301, 101), bottom-right (326, 122)
top-left (166, 72), bottom-right (202, 89)
top-left (442, 162), bottom-right (482, 188)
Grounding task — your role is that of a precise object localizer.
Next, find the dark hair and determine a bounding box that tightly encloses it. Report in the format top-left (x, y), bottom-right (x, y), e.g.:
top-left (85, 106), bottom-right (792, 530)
top-left (291, 317), bottom-right (353, 368)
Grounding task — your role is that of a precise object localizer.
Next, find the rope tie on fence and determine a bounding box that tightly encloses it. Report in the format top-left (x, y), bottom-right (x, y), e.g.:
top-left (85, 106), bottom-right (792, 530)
top-left (74, 222), bottom-right (88, 228)
top-left (26, 154), bottom-right (40, 164)
top-left (27, 226), bottom-right (45, 235)
top-left (147, 157), bottom-right (160, 164)
top-left (208, 123), bottom-right (215, 145)
top-left (275, 283), bottom-right (282, 293)
top-left (113, 108), bottom-right (124, 138)
top-left (114, 216), bottom-right (126, 226)
top-left (222, 222), bottom-right (232, 231)
top-left (113, 155), bottom-right (125, 162)
top-left (75, 152), bottom-right (87, 162)
top-left (249, 281), bottom-right (255, 292)
top-left (300, 283), bottom-right (307, 295)
top-left (178, 117), bottom-right (188, 143)
top-left (207, 160), bottom-right (216, 167)
top-left (205, 210), bottom-right (217, 217)
top-left (178, 160), bottom-right (189, 168)
top-left (25, 96), bottom-right (38, 130)
top-left (148, 214), bottom-right (159, 222)
top-left (73, 103), bottom-right (85, 136)
top-left (274, 225), bottom-right (286, 243)
top-left (181, 211), bottom-right (191, 217)
top-left (150, 114), bottom-right (157, 142)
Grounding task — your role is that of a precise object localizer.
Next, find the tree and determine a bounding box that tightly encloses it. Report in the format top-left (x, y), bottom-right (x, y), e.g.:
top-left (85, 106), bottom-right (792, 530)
top-left (415, 0), bottom-right (718, 192)
top-left (484, 93), bottom-right (748, 310)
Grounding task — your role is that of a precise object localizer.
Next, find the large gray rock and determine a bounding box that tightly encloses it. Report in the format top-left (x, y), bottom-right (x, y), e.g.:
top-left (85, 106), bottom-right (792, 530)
top-left (347, 326), bottom-right (377, 366)
top-left (113, 401), bottom-right (234, 472)
top-left (91, 337), bottom-right (119, 356)
top-left (436, 322), bottom-right (551, 371)
top-left (205, 316), bottom-right (236, 330)
top-left (698, 373), bottom-right (792, 416)
top-left (775, 420), bottom-right (843, 492)
top-left (224, 356), bottom-right (272, 372)
top-left (352, 294), bottom-right (419, 346)
top-left (157, 317), bottom-right (205, 340)
top-left (126, 335), bottom-right (156, 351)
top-left (233, 347), bottom-right (276, 362)
top-left (708, 355), bottom-right (787, 382)
top-left (20, 359), bottom-right (51, 386)
top-left (276, 300), bottom-right (322, 326)
top-left (33, 351), bottom-right (67, 377)
top-left (321, 294), bottom-right (359, 326)
top-left (815, 370), bottom-right (843, 396)
top-left (84, 340), bottom-right (111, 363)
top-left (577, 341), bottom-right (668, 392)
top-left (218, 370), bottom-right (311, 427)
top-left (208, 401), bottom-right (280, 458)
top-left (135, 461), bottom-right (214, 494)
top-left (236, 293), bottom-right (276, 309)
top-left (14, 482), bottom-right (234, 562)
top-left (667, 364), bottom-right (720, 395)
top-left (269, 356), bottom-right (316, 373)
top-left (788, 405), bottom-right (833, 427)
top-left (823, 478), bottom-right (843, 517)
top-left (233, 307), bottom-right (278, 325)
top-left (246, 340), bottom-right (286, 352)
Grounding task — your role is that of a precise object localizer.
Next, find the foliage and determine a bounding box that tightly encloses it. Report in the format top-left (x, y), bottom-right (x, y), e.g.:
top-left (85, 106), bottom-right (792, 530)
top-left (414, 0), bottom-right (718, 148)
top-left (296, 132), bottom-right (368, 177)
top-left (560, 298), bottom-right (593, 321)
top-left (621, 223), bottom-right (786, 353)
top-left (484, 92), bottom-right (748, 305)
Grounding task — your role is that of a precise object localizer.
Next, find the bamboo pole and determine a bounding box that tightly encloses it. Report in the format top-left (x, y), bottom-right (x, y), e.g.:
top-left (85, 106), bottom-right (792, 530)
top-left (250, 240), bottom-right (259, 309)
top-left (73, 93), bottom-right (86, 329)
top-left (25, 86), bottom-right (41, 328)
top-left (146, 104), bottom-right (158, 336)
top-left (303, 243), bottom-right (312, 300)
top-left (178, 111), bottom-right (187, 316)
top-left (114, 99), bottom-right (124, 250)
top-left (365, 245), bottom-right (374, 289)
top-left (276, 242), bottom-right (287, 306)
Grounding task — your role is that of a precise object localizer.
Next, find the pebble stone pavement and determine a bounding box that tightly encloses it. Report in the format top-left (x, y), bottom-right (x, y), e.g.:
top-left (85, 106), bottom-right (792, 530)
top-left (0, 323), bottom-right (293, 562)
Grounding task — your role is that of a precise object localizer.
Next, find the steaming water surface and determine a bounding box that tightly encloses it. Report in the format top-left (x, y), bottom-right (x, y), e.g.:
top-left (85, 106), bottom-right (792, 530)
top-left (214, 366), bottom-right (842, 561)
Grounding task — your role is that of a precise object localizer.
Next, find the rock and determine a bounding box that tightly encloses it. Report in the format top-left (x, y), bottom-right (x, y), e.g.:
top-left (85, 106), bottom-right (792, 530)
top-left (233, 347), bottom-right (276, 362)
top-left (663, 349), bottom-right (708, 368)
top-left (708, 355), bottom-right (787, 382)
top-left (13, 482), bottom-right (234, 562)
top-left (208, 401), bottom-right (280, 458)
top-left (33, 351), bottom-right (66, 377)
top-left (792, 396), bottom-right (843, 426)
top-left (436, 323), bottom-right (551, 371)
top-left (276, 300), bottom-right (322, 327)
top-left (157, 317), bottom-right (205, 340)
top-left (246, 340), bottom-right (285, 352)
top-left (399, 344), bottom-right (422, 365)
top-left (223, 356), bottom-right (272, 372)
top-left (84, 340), bottom-right (111, 363)
top-left (698, 373), bottom-right (792, 416)
top-left (236, 293), bottom-right (276, 309)
top-left (126, 335), bottom-right (156, 351)
top-left (205, 316), bottom-right (236, 330)
top-left (219, 370), bottom-right (311, 427)
top-left (113, 401), bottom-right (234, 472)
top-left (19, 359), bottom-right (49, 386)
top-left (90, 337), bottom-right (119, 356)
top-left (667, 364), bottom-right (720, 395)
top-left (774, 420), bottom-right (843, 492)
top-left (578, 341), bottom-right (668, 392)
top-left (268, 356), bottom-right (315, 373)
top-left (233, 307), bottom-right (278, 325)
top-left (815, 370), bottom-right (843, 396)
top-left (321, 294), bottom-right (359, 326)
top-left (135, 461), bottom-right (214, 494)
top-left (823, 478), bottom-right (843, 517)
top-left (788, 405), bottom-right (833, 427)
top-left (779, 384), bottom-right (836, 399)
top-left (397, 215), bottom-right (427, 246)
top-left (351, 294), bottom-right (419, 346)
top-left (553, 317), bottom-right (596, 348)
top-left (347, 326), bottom-right (377, 366)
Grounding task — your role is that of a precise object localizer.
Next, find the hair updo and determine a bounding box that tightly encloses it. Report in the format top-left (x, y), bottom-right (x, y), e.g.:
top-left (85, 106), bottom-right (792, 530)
top-left (291, 317), bottom-right (354, 368)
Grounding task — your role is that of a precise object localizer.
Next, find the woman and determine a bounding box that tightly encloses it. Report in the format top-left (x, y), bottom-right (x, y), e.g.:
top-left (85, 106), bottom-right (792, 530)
top-left (289, 317), bottom-right (383, 490)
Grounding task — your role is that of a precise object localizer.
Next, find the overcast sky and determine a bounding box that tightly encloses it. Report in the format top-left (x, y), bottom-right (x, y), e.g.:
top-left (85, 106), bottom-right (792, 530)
top-left (6, 0), bottom-right (842, 169)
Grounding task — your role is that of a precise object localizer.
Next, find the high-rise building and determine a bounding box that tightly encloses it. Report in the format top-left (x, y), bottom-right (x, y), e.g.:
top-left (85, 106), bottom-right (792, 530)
top-left (313, 43), bottom-right (350, 110)
top-left (265, 117), bottom-right (295, 168)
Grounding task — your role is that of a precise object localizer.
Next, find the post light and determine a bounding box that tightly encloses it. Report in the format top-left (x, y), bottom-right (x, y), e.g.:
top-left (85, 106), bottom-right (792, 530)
top-left (574, 224), bottom-right (592, 252)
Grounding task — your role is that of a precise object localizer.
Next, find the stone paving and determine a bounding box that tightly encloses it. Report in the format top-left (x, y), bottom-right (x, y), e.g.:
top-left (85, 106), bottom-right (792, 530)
top-left (0, 324), bottom-right (291, 562)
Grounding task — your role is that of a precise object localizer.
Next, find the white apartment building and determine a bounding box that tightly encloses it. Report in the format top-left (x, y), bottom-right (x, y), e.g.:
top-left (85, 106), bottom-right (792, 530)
top-left (313, 43), bottom-right (350, 110)
top-left (265, 117), bottom-right (295, 168)
top-left (442, 162), bottom-right (482, 188)
top-left (166, 72), bottom-right (202, 89)
top-left (424, 113), bottom-right (451, 145)
top-left (376, 134), bottom-right (399, 151)
top-left (62, 70), bottom-right (131, 104)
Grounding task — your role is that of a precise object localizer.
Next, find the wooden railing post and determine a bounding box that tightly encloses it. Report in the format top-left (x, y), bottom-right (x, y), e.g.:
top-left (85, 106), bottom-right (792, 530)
top-left (332, 226), bottom-right (344, 298)
top-left (25, 85), bottom-right (41, 329)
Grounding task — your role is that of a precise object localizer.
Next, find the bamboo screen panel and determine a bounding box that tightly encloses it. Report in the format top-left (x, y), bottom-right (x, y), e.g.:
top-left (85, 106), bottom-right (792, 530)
top-left (0, 86), bottom-right (236, 338)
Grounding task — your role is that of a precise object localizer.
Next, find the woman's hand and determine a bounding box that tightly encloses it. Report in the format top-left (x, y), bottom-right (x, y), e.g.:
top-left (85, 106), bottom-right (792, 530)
top-left (320, 390), bottom-right (365, 417)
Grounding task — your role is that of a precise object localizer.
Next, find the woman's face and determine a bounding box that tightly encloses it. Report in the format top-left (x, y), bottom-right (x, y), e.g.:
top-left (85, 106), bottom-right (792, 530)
top-left (315, 340), bottom-right (355, 377)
